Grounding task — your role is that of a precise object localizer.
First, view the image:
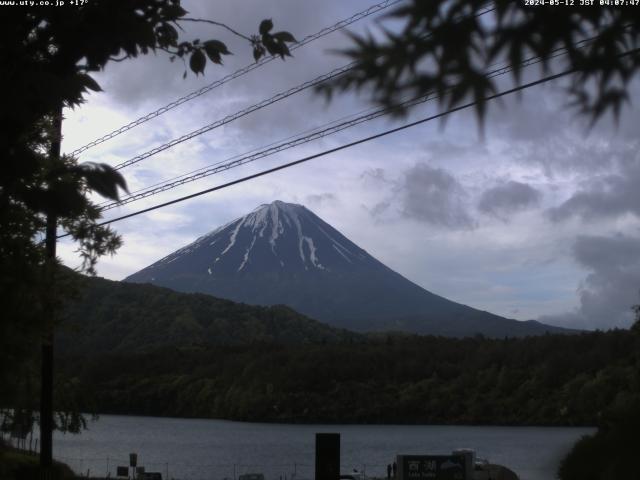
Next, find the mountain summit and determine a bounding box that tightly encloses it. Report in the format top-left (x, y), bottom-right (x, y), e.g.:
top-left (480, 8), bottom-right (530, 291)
top-left (125, 200), bottom-right (567, 337)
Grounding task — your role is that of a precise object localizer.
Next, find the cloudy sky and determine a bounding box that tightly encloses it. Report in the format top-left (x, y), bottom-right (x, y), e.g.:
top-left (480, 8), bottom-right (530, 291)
top-left (58, 0), bottom-right (640, 331)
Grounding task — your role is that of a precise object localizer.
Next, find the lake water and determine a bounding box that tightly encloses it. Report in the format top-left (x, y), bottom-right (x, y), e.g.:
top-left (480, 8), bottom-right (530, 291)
top-left (50, 415), bottom-right (592, 480)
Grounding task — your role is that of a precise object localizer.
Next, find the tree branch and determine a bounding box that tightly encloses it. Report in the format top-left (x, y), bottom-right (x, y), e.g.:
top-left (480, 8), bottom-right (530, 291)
top-left (108, 55), bottom-right (129, 63)
top-left (157, 46), bottom-right (181, 56)
top-left (178, 18), bottom-right (251, 42)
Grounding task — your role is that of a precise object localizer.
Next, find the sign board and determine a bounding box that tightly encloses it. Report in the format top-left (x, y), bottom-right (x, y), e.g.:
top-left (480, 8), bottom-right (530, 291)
top-left (116, 466), bottom-right (129, 477)
top-left (316, 433), bottom-right (340, 480)
top-left (139, 473), bottom-right (163, 480)
top-left (239, 475), bottom-right (265, 480)
top-left (397, 455), bottom-right (466, 480)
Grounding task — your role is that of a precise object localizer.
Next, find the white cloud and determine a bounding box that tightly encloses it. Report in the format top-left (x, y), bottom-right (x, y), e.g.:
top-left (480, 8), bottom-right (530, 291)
top-left (396, 163), bottom-right (475, 229)
top-left (540, 233), bottom-right (640, 330)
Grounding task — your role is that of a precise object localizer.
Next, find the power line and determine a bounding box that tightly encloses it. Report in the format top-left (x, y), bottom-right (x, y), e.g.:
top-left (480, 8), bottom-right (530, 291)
top-left (67, 0), bottom-right (403, 158)
top-left (96, 104), bottom-right (388, 207)
top-left (97, 21), bottom-right (624, 210)
top-left (97, 47), bottom-right (572, 211)
top-left (111, 60), bottom-right (359, 171)
top-left (107, 4), bottom-right (497, 172)
top-left (100, 95), bottom-right (424, 208)
top-left (110, 5), bottom-right (498, 172)
top-left (58, 62), bottom-right (597, 239)
top-left (102, 25), bottom-right (613, 210)
top-left (79, 3), bottom-right (498, 169)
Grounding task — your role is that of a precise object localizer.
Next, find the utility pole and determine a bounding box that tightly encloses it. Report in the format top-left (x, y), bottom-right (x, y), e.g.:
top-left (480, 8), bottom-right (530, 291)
top-left (40, 104), bottom-right (63, 478)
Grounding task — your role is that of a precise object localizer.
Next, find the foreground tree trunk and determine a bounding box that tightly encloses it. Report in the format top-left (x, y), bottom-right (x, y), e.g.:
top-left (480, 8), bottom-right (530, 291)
top-left (40, 106), bottom-right (62, 477)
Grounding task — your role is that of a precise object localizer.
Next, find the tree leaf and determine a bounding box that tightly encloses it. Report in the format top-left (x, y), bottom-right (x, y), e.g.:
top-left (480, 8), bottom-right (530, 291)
top-left (204, 46), bottom-right (222, 65)
top-left (253, 45), bottom-right (265, 62)
top-left (259, 19), bottom-right (274, 35)
top-left (273, 31), bottom-right (297, 43)
top-left (278, 42), bottom-right (291, 59)
top-left (162, 4), bottom-right (187, 20)
top-left (203, 39), bottom-right (230, 64)
top-left (189, 49), bottom-right (206, 75)
top-left (204, 39), bottom-right (231, 55)
top-left (262, 34), bottom-right (278, 56)
top-left (74, 162), bottom-right (128, 201)
top-left (78, 73), bottom-right (102, 92)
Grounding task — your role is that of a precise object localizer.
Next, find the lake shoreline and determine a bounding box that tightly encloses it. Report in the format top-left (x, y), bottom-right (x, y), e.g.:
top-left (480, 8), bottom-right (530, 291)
top-left (80, 410), bottom-right (598, 429)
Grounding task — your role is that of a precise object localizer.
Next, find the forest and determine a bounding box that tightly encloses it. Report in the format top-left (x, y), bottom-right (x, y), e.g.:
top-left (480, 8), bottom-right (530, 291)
top-left (54, 328), bottom-right (640, 426)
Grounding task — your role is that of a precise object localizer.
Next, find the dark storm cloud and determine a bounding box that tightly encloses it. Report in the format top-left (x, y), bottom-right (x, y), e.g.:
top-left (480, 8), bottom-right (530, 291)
top-left (540, 234), bottom-right (640, 330)
top-left (306, 192), bottom-right (337, 206)
top-left (398, 163), bottom-right (474, 229)
top-left (548, 150), bottom-right (640, 222)
top-left (478, 181), bottom-right (542, 219)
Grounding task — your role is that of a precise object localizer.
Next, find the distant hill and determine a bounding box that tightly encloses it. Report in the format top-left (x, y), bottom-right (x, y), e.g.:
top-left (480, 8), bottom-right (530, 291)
top-left (125, 200), bottom-right (571, 338)
top-left (57, 275), bottom-right (358, 355)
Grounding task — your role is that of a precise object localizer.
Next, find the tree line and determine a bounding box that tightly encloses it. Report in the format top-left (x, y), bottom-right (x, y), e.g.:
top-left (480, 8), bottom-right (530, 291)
top-left (50, 328), bottom-right (640, 426)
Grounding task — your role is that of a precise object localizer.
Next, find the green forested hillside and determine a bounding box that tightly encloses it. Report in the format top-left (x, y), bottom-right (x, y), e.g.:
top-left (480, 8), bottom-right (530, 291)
top-left (57, 329), bottom-right (640, 425)
top-left (57, 275), bottom-right (359, 354)
top-left (51, 274), bottom-right (640, 428)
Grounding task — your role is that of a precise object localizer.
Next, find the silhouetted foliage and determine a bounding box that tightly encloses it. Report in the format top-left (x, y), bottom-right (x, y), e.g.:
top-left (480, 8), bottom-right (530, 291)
top-left (319, 1), bottom-right (640, 125)
top-left (52, 329), bottom-right (640, 425)
top-left (0, 440), bottom-right (78, 480)
top-left (632, 303), bottom-right (640, 334)
top-left (1, 0), bottom-right (296, 276)
top-left (0, 0), bottom-right (294, 434)
top-left (558, 396), bottom-right (640, 480)
top-left (0, 442), bottom-right (76, 480)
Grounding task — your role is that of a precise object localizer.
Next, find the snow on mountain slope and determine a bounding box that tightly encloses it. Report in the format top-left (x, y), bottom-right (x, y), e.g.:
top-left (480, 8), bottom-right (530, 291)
top-left (135, 201), bottom-right (374, 278)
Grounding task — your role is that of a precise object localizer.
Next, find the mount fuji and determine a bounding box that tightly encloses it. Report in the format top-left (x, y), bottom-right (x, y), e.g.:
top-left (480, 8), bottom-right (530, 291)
top-left (125, 200), bottom-right (567, 337)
